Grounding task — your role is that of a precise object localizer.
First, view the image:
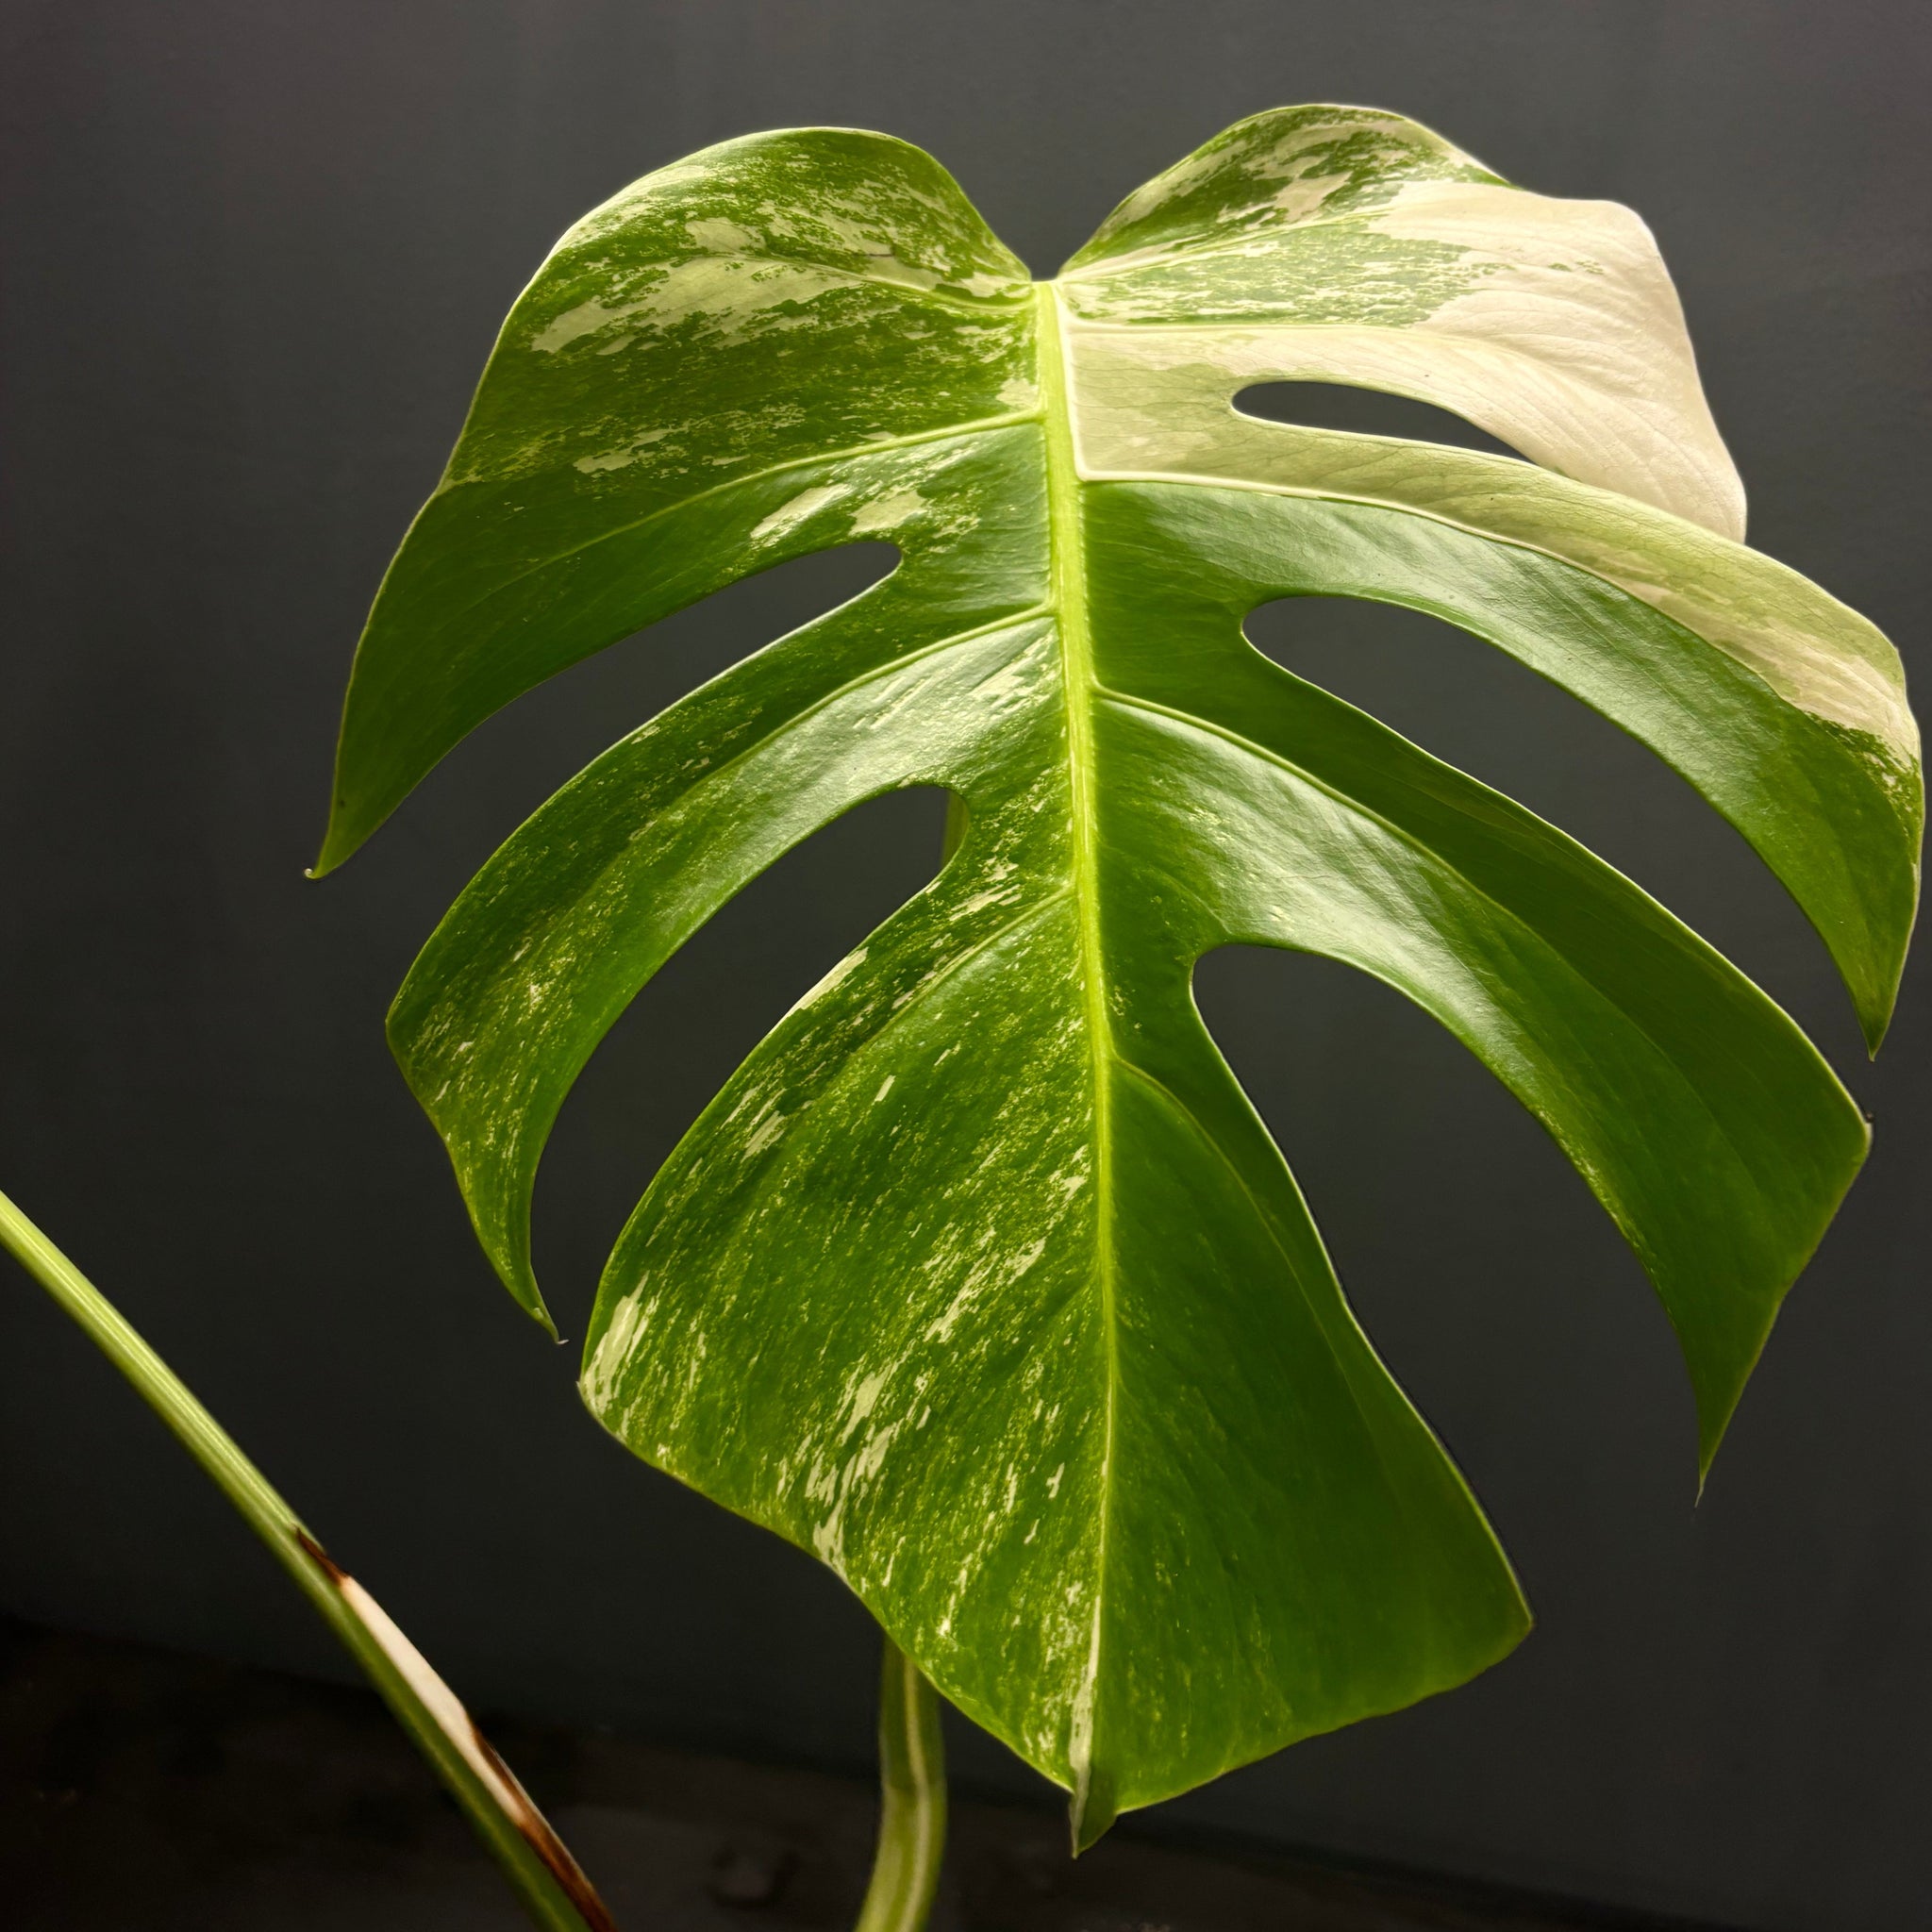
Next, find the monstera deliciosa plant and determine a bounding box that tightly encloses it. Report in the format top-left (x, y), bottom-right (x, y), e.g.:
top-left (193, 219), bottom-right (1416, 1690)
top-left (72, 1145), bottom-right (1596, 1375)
top-left (313, 101), bottom-right (1920, 1887)
top-left (9, 100), bottom-right (1910, 1932)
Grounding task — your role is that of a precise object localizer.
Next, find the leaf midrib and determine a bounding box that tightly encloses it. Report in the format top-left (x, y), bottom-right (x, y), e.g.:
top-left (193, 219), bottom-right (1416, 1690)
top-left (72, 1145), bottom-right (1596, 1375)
top-left (1038, 280), bottom-right (1118, 1834)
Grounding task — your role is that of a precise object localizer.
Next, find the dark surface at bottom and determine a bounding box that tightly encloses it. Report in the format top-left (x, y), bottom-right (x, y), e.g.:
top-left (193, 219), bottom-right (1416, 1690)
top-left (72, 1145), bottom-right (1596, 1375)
top-left (0, 1618), bottom-right (1738, 1931)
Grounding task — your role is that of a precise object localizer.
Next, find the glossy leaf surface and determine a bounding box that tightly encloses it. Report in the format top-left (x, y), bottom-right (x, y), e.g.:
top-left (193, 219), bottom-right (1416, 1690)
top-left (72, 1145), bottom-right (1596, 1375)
top-left (320, 108), bottom-right (1921, 1841)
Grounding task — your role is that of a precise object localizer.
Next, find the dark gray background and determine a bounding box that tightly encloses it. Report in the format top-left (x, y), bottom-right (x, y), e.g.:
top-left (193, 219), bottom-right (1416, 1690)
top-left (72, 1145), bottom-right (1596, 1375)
top-left (1, 4), bottom-right (1926, 1927)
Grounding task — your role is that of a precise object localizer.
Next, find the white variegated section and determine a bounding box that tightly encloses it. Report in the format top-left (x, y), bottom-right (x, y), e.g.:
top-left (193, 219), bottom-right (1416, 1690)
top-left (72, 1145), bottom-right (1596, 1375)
top-left (1080, 105), bottom-right (1480, 241)
top-left (1062, 179), bottom-right (1745, 541)
top-left (1062, 321), bottom-right (1916, 768)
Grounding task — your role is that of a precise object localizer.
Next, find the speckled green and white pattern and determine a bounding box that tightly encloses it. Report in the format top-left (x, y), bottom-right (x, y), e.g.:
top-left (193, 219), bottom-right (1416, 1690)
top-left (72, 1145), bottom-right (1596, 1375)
top-left (1062, 105), bottom-right (1747, 538)
top-left (320, 108), bottom-right (1921, 1843)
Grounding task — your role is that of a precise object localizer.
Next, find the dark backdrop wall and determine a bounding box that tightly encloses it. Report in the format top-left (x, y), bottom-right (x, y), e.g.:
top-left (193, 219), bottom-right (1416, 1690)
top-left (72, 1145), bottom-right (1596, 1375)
top-left (2, 5), bottom-right (1926, 1927)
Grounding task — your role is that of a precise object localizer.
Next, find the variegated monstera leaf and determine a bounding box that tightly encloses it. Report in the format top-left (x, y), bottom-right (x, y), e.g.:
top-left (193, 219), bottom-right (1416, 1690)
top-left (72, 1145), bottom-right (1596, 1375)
top-left (318, 107), bottom-right (1920, 1842)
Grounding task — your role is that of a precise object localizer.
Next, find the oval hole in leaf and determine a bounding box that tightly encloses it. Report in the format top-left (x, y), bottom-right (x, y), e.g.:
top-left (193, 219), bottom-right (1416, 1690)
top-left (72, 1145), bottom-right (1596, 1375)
top-left (533, 782), bottom-right (953, 1331)
top-left (1234, 382), bottom-right (1525, 461)
top-left (1241, 594), bottom-right (1858, 1058)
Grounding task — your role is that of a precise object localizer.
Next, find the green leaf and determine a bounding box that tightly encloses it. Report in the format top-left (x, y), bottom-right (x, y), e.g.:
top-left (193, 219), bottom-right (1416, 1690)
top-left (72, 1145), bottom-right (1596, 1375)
top-left (318, 106), bottom-right (1921, 1844)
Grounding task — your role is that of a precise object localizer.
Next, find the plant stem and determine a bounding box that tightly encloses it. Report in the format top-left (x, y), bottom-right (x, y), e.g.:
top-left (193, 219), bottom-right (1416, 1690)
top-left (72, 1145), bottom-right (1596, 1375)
top-left (852, 788), bottom-right (966, 1932)
top-left (856, 1633), bottom-right (949, 1932)
top-left (0, 1185), bottom-right (616, 1932)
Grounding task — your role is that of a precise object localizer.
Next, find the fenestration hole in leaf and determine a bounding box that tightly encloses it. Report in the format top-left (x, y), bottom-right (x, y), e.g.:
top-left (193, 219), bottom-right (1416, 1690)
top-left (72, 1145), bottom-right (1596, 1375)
top-left (1234, 381), bottom-right (1525, 460)
top-left (531, 782), bottom-right (954, 1333)
top-left (1191, 935), bottom-right (1696, 1514)
top-left (385, 540), bottom-right (903, 879)
top-left (1241, 594), bottom-right (1857, 1058)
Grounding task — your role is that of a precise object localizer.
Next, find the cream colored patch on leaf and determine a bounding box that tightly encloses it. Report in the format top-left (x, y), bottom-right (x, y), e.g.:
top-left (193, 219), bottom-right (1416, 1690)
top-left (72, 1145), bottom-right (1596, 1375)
top-left (573, 426), bottom-right (673, 474)
top-left (1267, 170), bottom-right (1352, 223)
top-left (530, 295), bottom-right (649, 355)
top-left (792, 946), bottom-right (868, 1007)
top-left (849, 487), bottom-right (925, 534)
top-left (1052, 168), bottom-right (1747, 540)
top-left (582, 1292), bottom-right (650, 1412)
top-left (531, 257), bottom-right (842, 355)
top-left (751, 484), bottom-right (848, 544)
top-left (685, 216), bottom-right (758, 252)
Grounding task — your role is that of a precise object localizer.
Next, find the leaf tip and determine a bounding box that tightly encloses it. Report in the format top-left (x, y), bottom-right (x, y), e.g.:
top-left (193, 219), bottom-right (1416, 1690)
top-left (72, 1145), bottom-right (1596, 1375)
top-left (309, 814), bottom-right (364, 880)
top-left (308, 837), bottom-right (349, 881)
top-left (1859, 1008), bottom-right (1892, 1059)
top-left (1693, 1394), bottom-right (1738, 1495)
top-left (491, 1257), bottom-right (559, 1340)
top-left (497, 1254), bottom-right (560, 1341)
top-left (1067, 1765), bottom-right (1118, 1856)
